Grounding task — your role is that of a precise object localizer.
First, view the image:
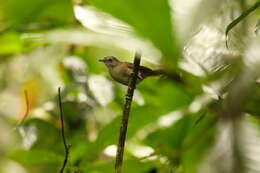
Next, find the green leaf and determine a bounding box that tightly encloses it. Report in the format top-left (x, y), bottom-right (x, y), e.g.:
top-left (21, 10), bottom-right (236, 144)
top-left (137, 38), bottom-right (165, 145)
top-left (182, 129), bottom-right (214, 173)
top-left (182, 114), bottom-right (216, 173)
top-left (145, 113), bottom-right (216, 170)
top-left (77, 117), bottom-right (121, 163)
top-left (139, 79), bottom-right (193, 112)
top-left (83, 159), bottom-right (155, 173)
top-left (122, 159), bottom-right (155, 173)
top-left (9, 149), bottom-right (63, 164)
top-left (145, 116), bottom-right (193, 159)
top-left (0, 32), bottom-right (23, 55)
top-left (87, 0), bottom-right (179, 63)
top-left (75, 79), bottom-right (193, 163)
top-left (244, 84), bottom-right (260, 115)
top-left (1, 0), bottom-right (74, 27)
top-left (22, 118), bottom-right (61, 151)
top-left (75, 107), bottom-right (164, 164)
top-left (0, 32), bottom-right (43, 56)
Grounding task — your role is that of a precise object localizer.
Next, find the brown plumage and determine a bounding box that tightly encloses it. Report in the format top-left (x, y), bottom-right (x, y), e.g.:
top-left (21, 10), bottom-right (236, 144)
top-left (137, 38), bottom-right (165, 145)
top-left (99, 56), bottom-right (164, 85)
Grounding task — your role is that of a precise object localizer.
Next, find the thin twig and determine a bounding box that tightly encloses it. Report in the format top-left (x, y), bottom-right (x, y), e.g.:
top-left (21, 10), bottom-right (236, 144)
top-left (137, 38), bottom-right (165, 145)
top-left (115, 52), bottom-right (141, 173)
top-left (58, 87), bottom-right (71, 173)
top-left (17, 90), bottom-right (29, 127)
top-left (255, 19), bottom-right (260, 35)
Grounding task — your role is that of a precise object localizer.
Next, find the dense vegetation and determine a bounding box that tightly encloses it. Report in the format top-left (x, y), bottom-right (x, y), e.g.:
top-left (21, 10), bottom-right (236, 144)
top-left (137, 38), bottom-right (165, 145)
top-left (0, 0), bottom-right (260, 173)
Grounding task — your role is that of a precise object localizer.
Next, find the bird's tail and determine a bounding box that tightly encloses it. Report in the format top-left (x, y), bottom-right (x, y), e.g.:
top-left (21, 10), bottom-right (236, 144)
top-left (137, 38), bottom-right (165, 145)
top-left (149, 70), bottom-right (184, 84)
top-left (150, 69), bottom-right (165, 76)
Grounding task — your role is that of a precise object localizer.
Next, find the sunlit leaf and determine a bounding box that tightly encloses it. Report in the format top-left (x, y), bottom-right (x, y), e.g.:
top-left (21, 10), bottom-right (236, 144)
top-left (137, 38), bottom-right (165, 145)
top-left (87, 0), bottom-right (179, 63)
top-left (0, 32), bottom-right (23, 55)
top-left (0, 32), bottom-right (44, 57)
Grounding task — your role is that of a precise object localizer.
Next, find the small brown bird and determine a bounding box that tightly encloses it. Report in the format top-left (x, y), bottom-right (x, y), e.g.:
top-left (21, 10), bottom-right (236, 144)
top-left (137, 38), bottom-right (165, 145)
top-left (99, 56), bottom-right (164, 85)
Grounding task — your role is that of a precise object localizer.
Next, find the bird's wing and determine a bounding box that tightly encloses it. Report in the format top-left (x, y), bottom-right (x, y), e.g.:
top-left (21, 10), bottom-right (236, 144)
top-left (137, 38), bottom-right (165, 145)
top-left (124, 62), bottom-right (151, 80)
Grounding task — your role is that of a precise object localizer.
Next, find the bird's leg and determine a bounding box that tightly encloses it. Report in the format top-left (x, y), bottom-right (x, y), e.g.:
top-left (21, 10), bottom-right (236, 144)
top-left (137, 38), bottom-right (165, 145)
top-left (125, 71), bottom-right (136, 101)
top-left (125, 93), bottom-right (132, 101)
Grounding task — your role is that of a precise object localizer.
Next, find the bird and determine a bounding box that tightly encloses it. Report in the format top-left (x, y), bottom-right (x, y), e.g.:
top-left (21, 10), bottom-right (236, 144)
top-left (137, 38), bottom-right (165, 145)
top-left (99, 56), bottom-right (164, 85)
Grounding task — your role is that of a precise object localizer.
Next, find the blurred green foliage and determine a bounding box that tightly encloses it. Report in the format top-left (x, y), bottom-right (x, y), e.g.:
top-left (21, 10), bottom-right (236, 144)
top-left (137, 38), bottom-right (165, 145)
top-left (87, 0), bottom-right (180, 64)
top-left (0, 0), bottom-right (260, 173)
top-left (1, 0), bottom-right (74, 28)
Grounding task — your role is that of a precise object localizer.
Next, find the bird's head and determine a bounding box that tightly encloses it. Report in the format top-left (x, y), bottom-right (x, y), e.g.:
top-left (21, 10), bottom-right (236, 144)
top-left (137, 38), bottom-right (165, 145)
top-left (99, 56), bottom-right (120, 68)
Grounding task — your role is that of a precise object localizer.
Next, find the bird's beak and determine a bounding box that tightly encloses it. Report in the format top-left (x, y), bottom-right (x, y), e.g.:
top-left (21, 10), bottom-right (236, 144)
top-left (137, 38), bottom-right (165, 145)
top-left (99, 58), bottom-right (105, 62)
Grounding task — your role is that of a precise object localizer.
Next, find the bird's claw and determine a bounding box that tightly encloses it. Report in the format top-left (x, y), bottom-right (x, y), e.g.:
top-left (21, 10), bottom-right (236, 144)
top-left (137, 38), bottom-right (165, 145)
top-left (125, 95), bottom-right (131, 100)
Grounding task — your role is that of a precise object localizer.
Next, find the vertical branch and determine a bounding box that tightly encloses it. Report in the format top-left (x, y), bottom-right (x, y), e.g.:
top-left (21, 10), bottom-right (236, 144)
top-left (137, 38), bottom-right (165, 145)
top-left (115, 52), bottom-right (141, 173)
top-left (219, 71), bottom-right (255, 173)
top-left (58, 87), bottom-right (71, 173)
top-left (230, 118), bottom-right (244, 173)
